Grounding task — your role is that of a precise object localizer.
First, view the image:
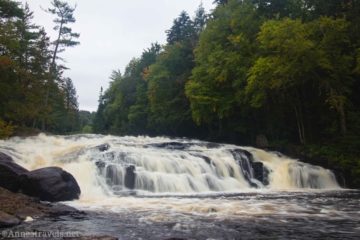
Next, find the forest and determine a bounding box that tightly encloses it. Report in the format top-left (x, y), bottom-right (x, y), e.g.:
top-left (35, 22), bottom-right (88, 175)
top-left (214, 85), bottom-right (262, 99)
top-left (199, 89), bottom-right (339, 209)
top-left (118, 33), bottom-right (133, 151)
top-left (93, 0), bottom-right (360, 187)
top-left (1, 0), bottom-right (359, 187)
top-left (0, 0), bottom-right (80, 136)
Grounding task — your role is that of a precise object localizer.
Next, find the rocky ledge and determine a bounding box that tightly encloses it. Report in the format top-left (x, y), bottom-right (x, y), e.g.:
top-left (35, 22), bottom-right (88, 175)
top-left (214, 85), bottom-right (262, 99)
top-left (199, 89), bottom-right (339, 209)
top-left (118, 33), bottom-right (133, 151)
top-left (0, 186), bottom-right (80, 228)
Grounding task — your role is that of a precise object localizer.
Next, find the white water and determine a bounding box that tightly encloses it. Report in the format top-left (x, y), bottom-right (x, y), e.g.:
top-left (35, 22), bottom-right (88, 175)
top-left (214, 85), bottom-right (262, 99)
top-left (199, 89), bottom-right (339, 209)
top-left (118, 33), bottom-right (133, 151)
top-left (2, 135), bottom-right (358, 240)
top-left (0, 134), bottom-right (339, 201)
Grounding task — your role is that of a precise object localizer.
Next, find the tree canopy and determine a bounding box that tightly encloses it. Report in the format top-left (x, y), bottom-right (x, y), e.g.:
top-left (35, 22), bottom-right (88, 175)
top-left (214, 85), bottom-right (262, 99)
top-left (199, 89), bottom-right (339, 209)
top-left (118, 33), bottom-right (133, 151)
top-left (0, 0), bottom-right (80, 136)
top-left (94, 0), bottom-right (360, 187)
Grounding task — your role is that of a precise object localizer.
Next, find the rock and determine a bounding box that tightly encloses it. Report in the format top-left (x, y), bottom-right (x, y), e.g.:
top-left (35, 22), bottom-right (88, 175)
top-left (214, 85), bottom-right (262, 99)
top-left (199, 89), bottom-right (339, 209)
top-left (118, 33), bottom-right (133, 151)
top-left (20, 167), bottom-right (81, 202)
top-left (96, 143), bottom-right (110, 152)
top-left (0, 210), bottom-right (21, 228)
top-left (256, 134), bottom-right (269, 148)
top-left (124, 165), bottom-right (136, 189)
top-left (252, 162), bottom-right (269, 186)
top-left (147, 142), bottom-right (193, 150)
top-left (14, 206), bottom-right (44, 220)
top-left (231, 149), bottom-right (270, 187)
top-left (95, 161), bottom-right (106, 170)
top-left (48, 203), bottom-right (81, 216)
top-left (0, 152), bottom-right (29, 192)
top-left (0, 152), bottom-right (13, 162)
top-left (0, 186), bottom-right (84, 227)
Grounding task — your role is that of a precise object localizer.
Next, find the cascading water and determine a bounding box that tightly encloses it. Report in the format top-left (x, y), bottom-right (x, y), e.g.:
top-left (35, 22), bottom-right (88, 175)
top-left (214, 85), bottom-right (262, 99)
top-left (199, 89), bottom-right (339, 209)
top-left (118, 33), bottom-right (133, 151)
top-left (0, 134), bottom-right (339, 199)
top-left (2, 134), bottom-right (359, 240)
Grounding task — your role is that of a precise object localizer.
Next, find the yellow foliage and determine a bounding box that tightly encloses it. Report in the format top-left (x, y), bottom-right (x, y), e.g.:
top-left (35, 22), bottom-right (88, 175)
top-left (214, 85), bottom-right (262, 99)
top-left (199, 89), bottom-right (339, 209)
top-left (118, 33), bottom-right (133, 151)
top-left (0, 119), bottom-right (14, 139)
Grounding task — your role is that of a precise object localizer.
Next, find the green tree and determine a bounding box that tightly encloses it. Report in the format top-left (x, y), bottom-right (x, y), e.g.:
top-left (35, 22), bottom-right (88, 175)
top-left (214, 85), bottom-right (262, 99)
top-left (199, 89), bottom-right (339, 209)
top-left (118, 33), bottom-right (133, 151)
top-left (46, 0), bottom-right (79, 73)
top-left (186, 0), bottom-right (261, 137)
top-left (166, 11), bottom-right (195, 44)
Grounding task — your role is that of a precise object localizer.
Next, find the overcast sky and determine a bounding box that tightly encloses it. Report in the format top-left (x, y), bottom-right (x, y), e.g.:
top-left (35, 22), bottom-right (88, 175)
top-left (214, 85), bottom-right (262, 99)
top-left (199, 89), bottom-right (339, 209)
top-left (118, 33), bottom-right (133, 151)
top-left (20, 0), bottom-right (215, 112)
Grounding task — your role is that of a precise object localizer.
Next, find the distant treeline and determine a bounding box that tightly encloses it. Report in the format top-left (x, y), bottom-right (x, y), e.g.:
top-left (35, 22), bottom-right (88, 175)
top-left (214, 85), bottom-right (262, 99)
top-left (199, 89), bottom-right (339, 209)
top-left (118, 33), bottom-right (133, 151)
top-left (0, 0), bottom-right (81, 136)
top-left (94, 0), bottom-right (360, 187)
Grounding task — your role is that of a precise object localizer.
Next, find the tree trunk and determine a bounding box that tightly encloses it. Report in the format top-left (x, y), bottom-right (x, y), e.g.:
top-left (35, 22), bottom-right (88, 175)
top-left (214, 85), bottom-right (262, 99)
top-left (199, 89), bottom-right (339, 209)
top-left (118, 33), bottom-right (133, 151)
top-left (294, 105), bottom-right (306, 145)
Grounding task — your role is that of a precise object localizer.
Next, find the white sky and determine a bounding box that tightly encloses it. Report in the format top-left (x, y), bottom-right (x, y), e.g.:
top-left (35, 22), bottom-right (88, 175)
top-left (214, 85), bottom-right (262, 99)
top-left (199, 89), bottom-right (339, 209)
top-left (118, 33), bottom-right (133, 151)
top-left (20, 0), bottom-right (215, 112)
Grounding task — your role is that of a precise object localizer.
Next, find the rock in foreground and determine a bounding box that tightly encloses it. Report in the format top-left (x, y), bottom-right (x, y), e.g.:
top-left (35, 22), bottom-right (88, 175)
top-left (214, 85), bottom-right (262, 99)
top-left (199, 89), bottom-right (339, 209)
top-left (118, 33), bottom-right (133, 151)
top-left (20, 167), bottom-right (81, 202)
top-left (0, 187), bottom-right (81, 228)
top-left (0, 152), bottom-right (29, 192)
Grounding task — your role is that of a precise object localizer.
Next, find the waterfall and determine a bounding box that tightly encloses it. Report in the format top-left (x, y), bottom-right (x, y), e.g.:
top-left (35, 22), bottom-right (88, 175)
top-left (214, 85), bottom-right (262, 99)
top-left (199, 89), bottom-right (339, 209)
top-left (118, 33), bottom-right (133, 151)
top-left (0, 134), bottom-right (340, 199)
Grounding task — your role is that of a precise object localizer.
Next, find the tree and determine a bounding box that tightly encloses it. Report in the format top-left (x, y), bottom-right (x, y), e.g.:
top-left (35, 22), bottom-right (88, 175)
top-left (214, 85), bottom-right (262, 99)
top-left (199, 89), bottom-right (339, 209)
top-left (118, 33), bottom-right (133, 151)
top-left (166, 11), bottom-right (195, 44)
top-left (46, 0), bottom-right (79, 74)
top-left (193, 3), bottom-right (208, 35)
top-left (213, 0), bottom-right (228, 5)
top-left (186, 0), bottom-right (261, 137)
top-left (42, 0), bottom-right (80, 131)
top-left (310, 17), bottom-right (353, 135)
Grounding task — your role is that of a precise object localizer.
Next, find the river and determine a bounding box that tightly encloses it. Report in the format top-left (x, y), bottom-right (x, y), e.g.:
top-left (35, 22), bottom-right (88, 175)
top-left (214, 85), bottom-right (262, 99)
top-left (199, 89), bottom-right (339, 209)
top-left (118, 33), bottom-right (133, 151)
top-left (0, 134), bottom-right (359, 239)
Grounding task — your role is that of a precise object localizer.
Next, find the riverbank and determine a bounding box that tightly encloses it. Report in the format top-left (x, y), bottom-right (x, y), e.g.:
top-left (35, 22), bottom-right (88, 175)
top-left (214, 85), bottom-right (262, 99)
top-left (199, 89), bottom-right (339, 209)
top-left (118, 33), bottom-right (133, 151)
top-left (0, 186), bottom-right (80, 228)
top-left (0, 187), bottom-right (120, 240)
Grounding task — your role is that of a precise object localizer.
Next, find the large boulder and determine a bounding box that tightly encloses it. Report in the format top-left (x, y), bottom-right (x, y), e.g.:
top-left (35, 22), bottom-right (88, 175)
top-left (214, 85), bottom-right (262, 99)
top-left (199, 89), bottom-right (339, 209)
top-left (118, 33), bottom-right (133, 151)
top-left (0, 152), bottom-right (29, 192)
top-left (125, 165), bottom-right (136, 189)
top-left (20, 167), bottom-right (81, 202)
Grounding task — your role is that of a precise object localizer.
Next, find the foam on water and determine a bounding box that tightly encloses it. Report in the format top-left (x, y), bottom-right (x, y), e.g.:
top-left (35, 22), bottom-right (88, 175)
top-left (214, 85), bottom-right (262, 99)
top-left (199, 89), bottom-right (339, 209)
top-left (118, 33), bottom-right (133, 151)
top-left (0, 134), bottom-right (340, 203)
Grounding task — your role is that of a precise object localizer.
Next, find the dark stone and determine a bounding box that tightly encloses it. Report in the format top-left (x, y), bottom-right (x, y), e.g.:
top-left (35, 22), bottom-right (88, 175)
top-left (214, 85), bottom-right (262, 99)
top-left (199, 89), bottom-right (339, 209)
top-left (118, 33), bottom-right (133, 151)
top-left (205, 142), bottom-right (221, 149)
top-left (0, 210), bottom-right (21, 228)
top-left (231, 149), bottom-right (269, 187)
top-left (95, 161), bottom-right (106, 170)
top-left (96, 143), bottom-right (110, 152)
top-left (231, 149), bottom-right (254, 183)
top-left (125, 165), bottom-right (136, 189)
top-left (0, 152), bottom-right (29, 192)
top-left (190, 153), bottom-right (212, 165)
top-left (147, 142), bottom-right (192, 150)
top-left (14, 206), bottom-right (44, 220)
top-left (20, 167), bottom-right (81, 202)
top-left (252, 162), bottom-right (269, 186)
top-left (201, 156), bottom-right (212, 165)
top-left (0, 152), bottom-right (13, 162)
top-left (48, 204), bottom-right (83, 217)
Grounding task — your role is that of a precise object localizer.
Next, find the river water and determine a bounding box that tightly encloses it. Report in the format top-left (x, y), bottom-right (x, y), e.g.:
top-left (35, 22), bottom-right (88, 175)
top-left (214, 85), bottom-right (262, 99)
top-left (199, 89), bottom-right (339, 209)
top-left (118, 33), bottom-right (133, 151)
top-left (0, 134), bottom-right (359, 239)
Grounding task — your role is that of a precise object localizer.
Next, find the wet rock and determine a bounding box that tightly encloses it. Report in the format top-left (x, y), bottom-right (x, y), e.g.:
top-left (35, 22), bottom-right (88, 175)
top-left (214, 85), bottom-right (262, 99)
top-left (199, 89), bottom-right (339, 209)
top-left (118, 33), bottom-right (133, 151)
top-left (95, 161), bottom-right (106, 170)
top-left (202, 156), bottom-right (212, 165)
top-left (20, 167), bottom-right (81, 202)
top-left (231, 149), bottom-right (269, 186)
top-left (231, 149), bottom-right (254, 182)
top-left (147, 142), bottom-right (193, 150)
top-left (125, 165), bottom-right (136, 189)
top-left (0, 152), bottom-right (13, 162)
top-left (190, 153), bottom-right (212, 165)
top-left (252, 162), bottom-right (269, 186)
top-left (48, 204), bottom-right (81, 216)
top-left (0, 210), bottom-right (21, 228)
top-left (0, 152), bottom-right (29, 192)
top-left (96, 143), bottom-right (110, 152)
top-left (14, 206), bottom-right (44, 220)
top-left (205, 142), bottom-right (221, 148)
